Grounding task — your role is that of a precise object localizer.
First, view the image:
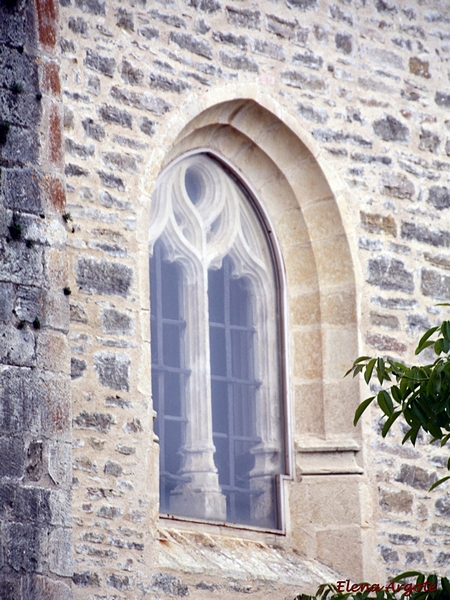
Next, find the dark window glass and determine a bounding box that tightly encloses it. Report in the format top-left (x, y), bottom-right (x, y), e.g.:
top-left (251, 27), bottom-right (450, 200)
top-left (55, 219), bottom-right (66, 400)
top-left (208, 257), bottom-right (261, 526)
top-left (151, 240), bottom-right (189, 514)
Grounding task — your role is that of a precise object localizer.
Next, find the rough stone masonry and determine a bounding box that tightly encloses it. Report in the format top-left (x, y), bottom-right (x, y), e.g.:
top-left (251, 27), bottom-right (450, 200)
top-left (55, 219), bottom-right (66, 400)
top-left (1, 0), bottom-right (450, 598)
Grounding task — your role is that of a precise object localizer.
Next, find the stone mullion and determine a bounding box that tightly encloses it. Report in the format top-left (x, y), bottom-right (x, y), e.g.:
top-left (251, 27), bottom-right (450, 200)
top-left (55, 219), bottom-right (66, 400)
top-left (170, 259), bottom-right (227, 521)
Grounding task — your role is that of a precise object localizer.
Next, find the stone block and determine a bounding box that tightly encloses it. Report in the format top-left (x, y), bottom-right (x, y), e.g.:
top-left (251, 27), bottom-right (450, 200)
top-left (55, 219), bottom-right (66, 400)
top-left (0, 324), bottom-right (36, 367)
top-left (65, 139), bottom-right (94, 160)
top-left (14, 286), bottom-right (42, 323)
top-left (169, 31), bottom-right (213, 59)
top-left (15, 486), bottom-right (51, 524)
top-left (396, 464), bottom-right (437, 490)
top-left (96, 505), bottom-right (123, 519)
top-left (5, 522), bottom-right (43, 572)
top-left (0, 126), bottom-right (39, 168)
top-left (312, 127), bottom-right (371, 146)
top-left (367, 256), bottom-right (414, 293)
top-left (104, 460), bottom-right (122, 477)
top-left (0, 282), bottom-right (13, 323)
top-left (212, 31), bottom-right (248, 50)
top-left (427, 186), bottom-right (450, 210)
top-left (0, 436), bottom-right (24, 477)
top-left (286, 0), bottom-right (318, 9)
top-left (97, 170), bottom-right (125, 191)
top-left (379, 488), bottom-right (413, 513)
top-left (402, 222), bottom-right (450, 248)
top-left (380, 172), bottom-right (414, 199)
top-left (110, 86), bottom-right (172, 116)
top-left (0, 367), bottom-right (25, 434)
top-left (251, 39), bottom-right (285, 61)
top-left (73, 411), bottom-right (115, 433)
top-left (373, 115), bottom-right (410, 142)
top-left (265, 14), bottom-right (297, 39)
top-left (379, 544), bottom-right (399, 563)
top-left (335, 32), bottom-right (352, 54)
top-left (65, 163), bottom-right (88, 177)
top-left (26, 440), bottom-right (43, 482)
top-left (226, 6), bottom-right (260, 29)
top-left (49, 528), bottom-right (73, 577)
top-left (420, 129), bottom-right (440, 153)
top-left (21, 574), bottom-right (73, 600)
top-left (365, 332), bottom-right (407, 353)
top-left (139, 117), bottom-right (157, 137)
top-left (421, 268), bottom-right (450, 300)
top-left (101, 309), bottom-right (133, 335)
top-left (48, 441), bottom-right (72, 486)
top-left (292, 50), bottom-right (323, 70)
top-left (101, 151), bottom-right (139, 173)
top-left (2, 168), bottom-right (43, 213)
top-left (68, 16), bottom-right (88, 35)
top-left (149, 9), bottom-right (186, 29)
top-left (0, 7), bottom-right (25, 47)
top-left (82, 117), bottom-right (105, 140)
top-left (94, 352), bottom-right (130, 391)
top-left (435, 495), bottom-right (450, 518)
top-left (281, 69), bottom-right (328, 93)
top-left (219, 50), bottom-right (259, 73)
top-left (0, 87), bottom-right (41, 129)
top-left (117, 7), bottom-right (134, 32)
top-left (360, 211), bottom-right (396, 236)
top-left (76, 258), bottom-right (132, 297)
top-left (186, 0), bottom-right (221, 12)
top-left (49, 489), bottom-right (72, 527)
top-left (85, 49), bottom-right (115, 77)
top-left (74, 0), bottom-right (105, 14)
top-left (152, 573), bottom-right (189, 597)
top-left (71, 358), bottom-right (86, 379)
top-left (435, 92), bottom-right (450, 107)
top-left (98, 104), bottom-right (132, 128)
top-left (297, 102), bottom-right (328, 123)
top-left (121, 59), bottom-right (144, 86)
top-left (73, 571), bottom-right (101, 587)
top-left (139, 27), bottom-right (159, 40)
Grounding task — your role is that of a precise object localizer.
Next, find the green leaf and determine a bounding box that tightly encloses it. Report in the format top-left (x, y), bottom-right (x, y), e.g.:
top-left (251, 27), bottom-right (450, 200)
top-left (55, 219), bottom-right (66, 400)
top-left (429, 475), bottom-right (450, 491)
top-left (353, 397), bottom-right (375, 426)
top-left (377, 390), bottom-right (394, 417)
top-left (381, 410), bottom-right (402, 437)
top-left (364, 358), bottom-right (377, 385)
top-left (415, 326), bottom-right (439, 355)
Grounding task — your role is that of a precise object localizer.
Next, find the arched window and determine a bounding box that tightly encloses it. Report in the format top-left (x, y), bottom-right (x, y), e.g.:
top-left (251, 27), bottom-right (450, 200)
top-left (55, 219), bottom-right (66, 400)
top-left (149, 153), bottom-right (285, 530)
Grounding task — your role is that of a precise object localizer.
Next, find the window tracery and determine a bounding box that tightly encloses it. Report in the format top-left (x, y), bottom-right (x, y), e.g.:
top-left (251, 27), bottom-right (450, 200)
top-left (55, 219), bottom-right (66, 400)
top-left (150, 153), bottom-right (285, 529)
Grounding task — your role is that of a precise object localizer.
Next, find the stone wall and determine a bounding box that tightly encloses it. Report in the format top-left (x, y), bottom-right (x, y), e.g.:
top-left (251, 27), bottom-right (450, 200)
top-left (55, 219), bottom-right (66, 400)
top-left (0, 0), bottom-right (73, 597)
top-left (1, 0), bottom-right (450, 597)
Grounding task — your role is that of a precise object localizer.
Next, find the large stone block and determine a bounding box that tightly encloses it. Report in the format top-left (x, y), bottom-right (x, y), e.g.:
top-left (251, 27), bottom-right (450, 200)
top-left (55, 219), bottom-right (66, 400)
top-left (402, 222), bottom-right (450, 248)
top-left (5, 522), bottom-right (43, 572)
top-left (1, 168), bottom-right (43, 213)
top-left (421, 268), bottom-right (450, 300)
top-left (0, 324), bottom-right (36, 367)
top-left (367, 256), bottom-right (414, 293)
top-left (21, 574), bottom-right (73, 600)
top-left (0, 436), bottom-right (24, 477)
top-left (94, 352), bottom-right (130, 391)
top-left (373, 115), bottom-right (410, 142)
top-left (395, 464), bottom-right (437, 490)
top-left (76, 257), bottom-right (132, 297)
top-left (427, 186), bottom-right (450, 210)
top-left (0, 283), bottom-right (13, 323)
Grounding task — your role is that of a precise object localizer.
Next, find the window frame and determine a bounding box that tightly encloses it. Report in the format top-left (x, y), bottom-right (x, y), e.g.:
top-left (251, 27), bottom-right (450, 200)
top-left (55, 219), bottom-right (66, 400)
top-left (150, 149), bottom-right (292, 534)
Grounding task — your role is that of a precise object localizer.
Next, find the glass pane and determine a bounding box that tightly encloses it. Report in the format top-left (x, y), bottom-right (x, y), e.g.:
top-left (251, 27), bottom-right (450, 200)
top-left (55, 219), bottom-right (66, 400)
top-left (164, 419), bottom-right (183, 476)
top-left (162, 323), bottom-right (181, 368)
top-left (161, 260), bottom-right (180, 320)
top-left (208, 267), bottom-right (224, 324)
top-left (231, 329), bottom-right (252, 380)
top-left (185, 166), bottom-right (203, 205)
top-left (164, 372), bottom-right (182, 417)
top-left (209, 325), bottom-right (226, 376)
top-left (230, 277), bottom-right (250, 326)
top-left (211, 380), bottom-right (228, 434)
top-left (233, 384), bottom-right (255, 438)
top-left (213, 435), bottom-right (230, 486)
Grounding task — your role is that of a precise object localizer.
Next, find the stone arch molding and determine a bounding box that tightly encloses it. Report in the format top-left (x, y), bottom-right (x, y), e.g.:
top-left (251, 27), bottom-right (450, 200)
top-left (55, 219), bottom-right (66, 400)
top-left (144, 95), bottom-right (362, 467)
top-left (142, 96), bottom-right (368, 577)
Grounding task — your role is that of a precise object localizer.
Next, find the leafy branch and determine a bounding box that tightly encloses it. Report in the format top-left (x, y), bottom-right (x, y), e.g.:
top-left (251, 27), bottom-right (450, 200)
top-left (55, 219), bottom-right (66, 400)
top-left (346, 306), bottom-right (450, 491)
